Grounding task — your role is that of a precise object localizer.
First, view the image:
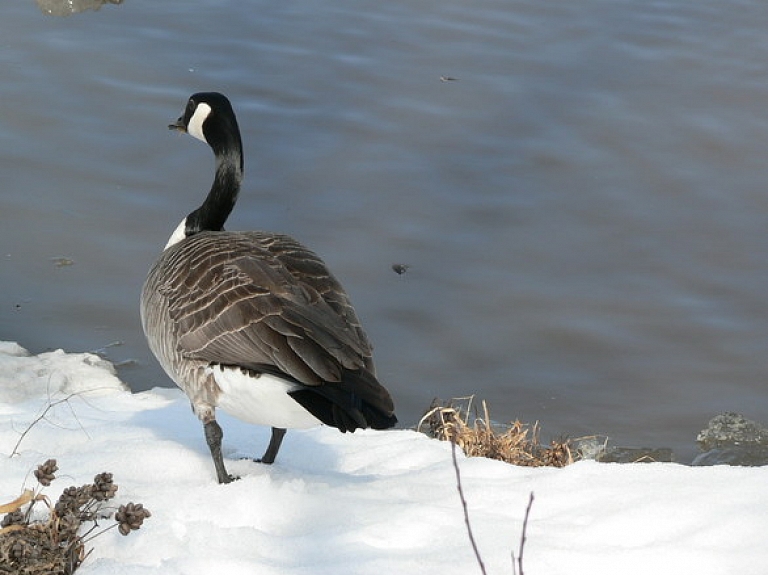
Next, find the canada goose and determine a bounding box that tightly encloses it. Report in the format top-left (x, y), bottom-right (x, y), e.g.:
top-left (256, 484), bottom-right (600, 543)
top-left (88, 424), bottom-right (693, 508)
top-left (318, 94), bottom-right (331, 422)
top-left (140, 92), bottom-right (397, 484)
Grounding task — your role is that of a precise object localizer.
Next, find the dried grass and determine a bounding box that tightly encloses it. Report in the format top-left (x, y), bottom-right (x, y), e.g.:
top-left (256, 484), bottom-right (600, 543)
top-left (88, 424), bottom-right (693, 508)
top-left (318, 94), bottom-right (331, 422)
top-left (418, 396), bottom-right (574, 467)
top-left (0, 489), bottom-right (85, 574)
top-left (0, 516), bottom-right (85, 575)
top-left (0, 460), bottom-right (150, 575)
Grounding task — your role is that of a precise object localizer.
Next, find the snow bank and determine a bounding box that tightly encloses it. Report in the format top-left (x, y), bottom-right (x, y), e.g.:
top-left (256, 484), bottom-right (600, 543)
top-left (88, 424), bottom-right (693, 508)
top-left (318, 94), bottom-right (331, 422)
top-left (1, 342), bottom-right (767, 575)
top-left (0, 342), bottom-right (127, 404)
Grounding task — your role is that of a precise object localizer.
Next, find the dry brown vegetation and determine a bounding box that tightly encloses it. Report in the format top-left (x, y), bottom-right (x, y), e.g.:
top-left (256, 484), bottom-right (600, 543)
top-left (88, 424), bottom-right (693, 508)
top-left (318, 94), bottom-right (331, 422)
top-left (418, 396), bottom-right (574, 467)
top-left (0, 460), bottom-right (150, 574)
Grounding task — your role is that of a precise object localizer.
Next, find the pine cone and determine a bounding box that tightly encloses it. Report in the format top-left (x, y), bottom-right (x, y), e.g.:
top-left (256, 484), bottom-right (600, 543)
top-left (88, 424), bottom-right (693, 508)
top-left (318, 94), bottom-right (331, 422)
top-left (9, 540), bottom-right (31, 561)
top-left (115, 502), bottom-right (151, 536)
top-left (55, 485), bottom-right (93, 516)
top-left (92, 472), bottom-right (118, 501)
top-left (56, 511), bottom-right (82, 538)
top-left (1, 509), bottom-right (24, 528)
top-left (34, 458), bottom-right (58, 486)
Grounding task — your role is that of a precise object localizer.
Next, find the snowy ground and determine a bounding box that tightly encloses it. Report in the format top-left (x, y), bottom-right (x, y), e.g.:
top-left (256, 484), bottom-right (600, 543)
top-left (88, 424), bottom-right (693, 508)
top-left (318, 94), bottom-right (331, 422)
top-left (1, 341), bottom-right (767, 575)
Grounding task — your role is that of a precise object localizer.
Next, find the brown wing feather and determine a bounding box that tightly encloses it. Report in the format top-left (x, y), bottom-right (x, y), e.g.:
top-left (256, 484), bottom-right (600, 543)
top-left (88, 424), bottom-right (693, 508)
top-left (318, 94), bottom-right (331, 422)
top-left (160, 231), bottom-right (374, 387)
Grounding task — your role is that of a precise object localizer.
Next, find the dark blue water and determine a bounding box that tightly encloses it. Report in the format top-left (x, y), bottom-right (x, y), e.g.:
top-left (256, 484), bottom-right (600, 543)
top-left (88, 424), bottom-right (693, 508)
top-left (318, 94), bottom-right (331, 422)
top-left (2, 0), bottom-right (768, 462)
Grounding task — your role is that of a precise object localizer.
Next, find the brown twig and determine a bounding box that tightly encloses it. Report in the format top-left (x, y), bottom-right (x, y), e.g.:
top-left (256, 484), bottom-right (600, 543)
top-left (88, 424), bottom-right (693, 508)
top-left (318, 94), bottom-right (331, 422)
top-left (512, 492), bottom-right (535, 575)
top-left (10, 394), bottom-right (79, 457)
top-left (9, 386), bottom-right (116, 457)
top-left (451, 438), bottom-right (487, 575)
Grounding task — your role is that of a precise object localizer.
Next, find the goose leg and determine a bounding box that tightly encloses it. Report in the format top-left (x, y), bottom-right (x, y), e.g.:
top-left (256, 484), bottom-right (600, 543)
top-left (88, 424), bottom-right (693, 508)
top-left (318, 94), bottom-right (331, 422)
top-left (259, 427), bottom-right (287, 464)
top-left (204, 419), bottom-right (234, 484)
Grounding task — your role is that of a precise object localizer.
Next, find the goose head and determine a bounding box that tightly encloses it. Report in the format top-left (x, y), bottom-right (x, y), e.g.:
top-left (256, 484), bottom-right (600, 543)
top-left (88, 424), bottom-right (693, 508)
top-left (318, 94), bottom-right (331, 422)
top-left (165, 92), bottom-right (244, 250)
top-left (169, 92), bottom-right (241, 154)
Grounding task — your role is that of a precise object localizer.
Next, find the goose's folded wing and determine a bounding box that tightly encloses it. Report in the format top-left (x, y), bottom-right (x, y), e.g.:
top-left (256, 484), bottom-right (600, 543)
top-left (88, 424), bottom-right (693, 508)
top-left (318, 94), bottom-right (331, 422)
top-left (161, 235), bottom-right (374, 387)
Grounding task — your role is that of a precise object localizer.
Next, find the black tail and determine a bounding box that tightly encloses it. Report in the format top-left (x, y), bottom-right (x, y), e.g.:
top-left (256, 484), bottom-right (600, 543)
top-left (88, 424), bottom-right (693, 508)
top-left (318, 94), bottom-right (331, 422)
top-left (248, 363), bottom-right (397, 432)
top-left (288, 369), bottom-right (397, 433)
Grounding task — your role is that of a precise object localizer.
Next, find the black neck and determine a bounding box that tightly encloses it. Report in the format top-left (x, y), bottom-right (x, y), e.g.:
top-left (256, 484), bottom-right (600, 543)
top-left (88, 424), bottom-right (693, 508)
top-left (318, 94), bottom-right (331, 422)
top-left (185, 131), bottom-right (244, 236)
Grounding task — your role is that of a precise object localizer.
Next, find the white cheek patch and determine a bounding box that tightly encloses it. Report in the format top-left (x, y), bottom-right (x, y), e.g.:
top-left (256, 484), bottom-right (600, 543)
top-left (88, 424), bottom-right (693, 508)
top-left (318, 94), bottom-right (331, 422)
top-left (164, 218), bottom-right (188, 250)
top-left (187, 102), bottom-right (211, 143)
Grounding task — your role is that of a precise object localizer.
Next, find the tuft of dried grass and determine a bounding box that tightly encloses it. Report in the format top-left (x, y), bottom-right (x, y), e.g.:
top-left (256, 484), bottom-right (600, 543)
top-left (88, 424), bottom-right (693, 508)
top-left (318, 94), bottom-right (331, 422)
top-left (418, 397), bottom-right (574, 467)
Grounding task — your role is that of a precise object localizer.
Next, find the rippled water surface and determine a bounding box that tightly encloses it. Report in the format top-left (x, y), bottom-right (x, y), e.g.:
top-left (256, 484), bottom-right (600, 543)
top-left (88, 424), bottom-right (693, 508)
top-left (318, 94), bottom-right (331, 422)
top-left (3, 0), bottom-right (768, 462)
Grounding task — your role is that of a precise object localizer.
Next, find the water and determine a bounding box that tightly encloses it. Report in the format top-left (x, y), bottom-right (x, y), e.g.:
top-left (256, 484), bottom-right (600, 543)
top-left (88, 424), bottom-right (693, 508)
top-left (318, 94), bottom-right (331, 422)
top-left (2, 0), bottom-right (768, 463)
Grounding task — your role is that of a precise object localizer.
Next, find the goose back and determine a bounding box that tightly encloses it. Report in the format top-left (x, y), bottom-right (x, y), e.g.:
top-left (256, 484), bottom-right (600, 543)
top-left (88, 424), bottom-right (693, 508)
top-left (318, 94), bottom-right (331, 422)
top-left (141, 230), bottom-right (394, 425)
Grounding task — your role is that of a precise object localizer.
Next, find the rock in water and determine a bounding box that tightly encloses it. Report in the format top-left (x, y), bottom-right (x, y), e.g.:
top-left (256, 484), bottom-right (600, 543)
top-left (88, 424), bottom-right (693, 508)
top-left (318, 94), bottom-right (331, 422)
top-left (693, 412), bottom-right (768, 467)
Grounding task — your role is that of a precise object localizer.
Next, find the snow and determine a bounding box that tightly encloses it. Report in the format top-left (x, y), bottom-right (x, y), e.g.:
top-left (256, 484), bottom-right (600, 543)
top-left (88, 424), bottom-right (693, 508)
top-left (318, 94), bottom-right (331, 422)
top-left (1, 342), bottom-right (767, 575)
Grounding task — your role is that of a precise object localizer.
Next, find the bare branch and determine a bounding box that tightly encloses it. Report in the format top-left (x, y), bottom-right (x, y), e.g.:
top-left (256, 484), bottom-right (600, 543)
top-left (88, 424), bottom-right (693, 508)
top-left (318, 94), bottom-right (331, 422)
top-left (10, 395), bottom-right (74, 457)
top-left (451, 438), bottom-right (487, 575)
top-left (9, 391), bottom-right (101, 458)
top-left (512, 492), bottom-right (535, 575)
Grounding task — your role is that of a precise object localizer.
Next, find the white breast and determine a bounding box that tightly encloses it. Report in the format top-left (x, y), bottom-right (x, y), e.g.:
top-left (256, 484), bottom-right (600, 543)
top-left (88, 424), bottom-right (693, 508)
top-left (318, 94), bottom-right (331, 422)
top-left (210, 365), bottom-right (322, 429)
